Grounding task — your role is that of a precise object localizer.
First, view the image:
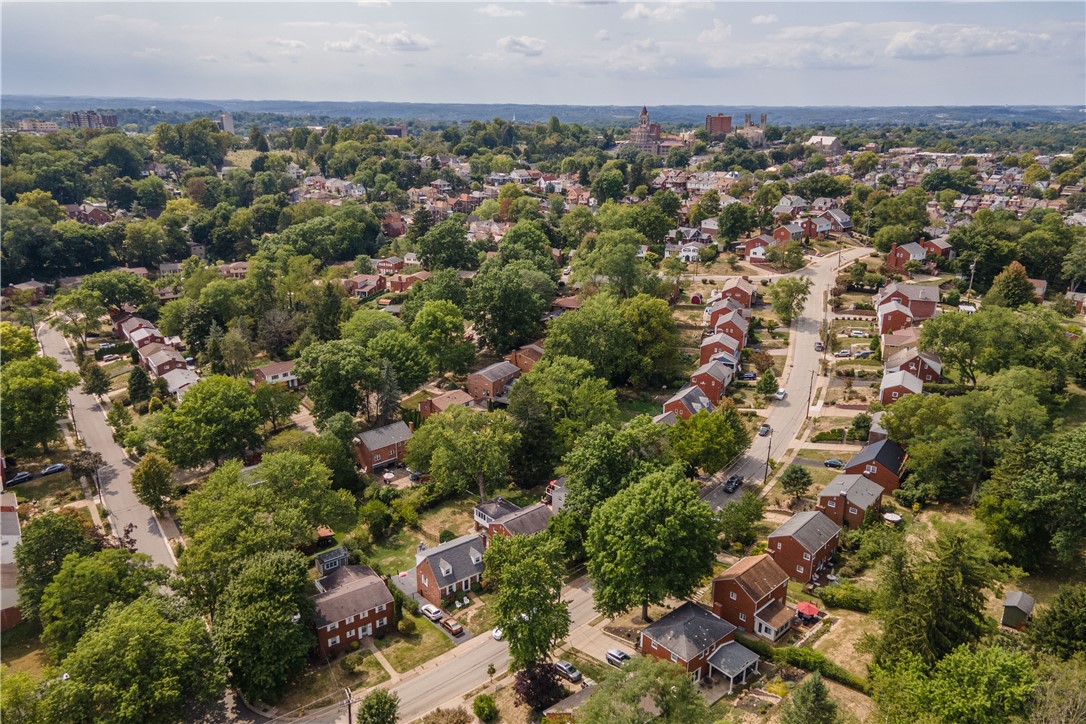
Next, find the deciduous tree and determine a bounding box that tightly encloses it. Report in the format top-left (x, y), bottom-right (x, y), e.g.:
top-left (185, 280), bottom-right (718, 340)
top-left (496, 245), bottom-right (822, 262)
top-left (130, 453), bottom-right (176, 513)
top-left (667, 404), bottom-right (750, 475)
top-left (13, 510), bottom-right (100, 623)
top-left (779, 464), bottom-right (814, 500)
top-left (405, 406), bottom-right (519, 501)
top-left (157, 375), bottom-right (262, 468)
top-left (410, 300), bottom-right (475, 376)
top-left (357, 689), bottom-right (400, 724)
top-left (1, 356), bottom-right (79, 452)
top-left (769, 277), bottom-right (813, 326)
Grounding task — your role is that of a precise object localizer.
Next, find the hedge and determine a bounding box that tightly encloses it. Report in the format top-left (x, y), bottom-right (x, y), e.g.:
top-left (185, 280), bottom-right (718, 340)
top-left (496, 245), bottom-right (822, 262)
top-left (736, 634), bottom-right (869, 693)
top-left (817, 581), bottom-right (876, 613)
top-left (95, 341), bottom-right (133, 360)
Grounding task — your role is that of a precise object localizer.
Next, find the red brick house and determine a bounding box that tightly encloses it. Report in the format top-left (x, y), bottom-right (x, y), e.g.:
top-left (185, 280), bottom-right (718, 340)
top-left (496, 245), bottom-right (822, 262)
top-left (505, 342), bottom-right (545, 373)
top-left (842, 439), bottom-right (907, 493)
top-left (388, 272), bottom-right (428, 293)
top-left (662, 386), bottom-right (715, 420)
top-left (711, 555), bottom-right (792, 641)
top-left (886, 242), bottom-right (927, 270)
top-left (313, 564), bottom-right (394, 657)
top-left (880, 327), bottom-right (921, 360)
top-left (712, 311), bottom-right (748, 350)
top-left (885, 348), bottom-right (942, 383)
top-left (382, 212), bottom-right (406, 238)
top-left (418, 389), bottom-right (475, 419)
top-left (875, 283), bottom-right (940, 321)
top-left (473, 498), bottom-right (521, 533)
top-left (876, 300), bottom-right (914, 335)
top-left (819, 208), bottom-right (853, 233)
top-left (1, 492), bottom-right (24, 633)
top-left (816, 475), bottom-right (884, 529)
top-left (128, 326), bottom-right (165, 349)
top-left (484, 503), bottom-right (552, 545)
top-left (4, 280), bottom-right (49, 302)
top-left (140, 344), bottom-right (188, 378)
top-left (743, 234), bottom-right (775, 263)
top-left (772, 224), bottom-right (804, 244)
top-left (801, 216), bottom-right (832, 240)
top-left (920, 236), bottom-right (952, 259)
top-left (118, 316), bottom-right (156, 341)
top-left (699, 332), bottom-right (741, 366)
top-left (252, 360), bottom-right (299, 389)
top-left (376, 257), bottom-right (404, 275)
top-left (879, 369), bottom-right (923, 406)
top-left (719, 277), bottom-right (757, 308)
top-left (767, 512), bottom-right (840, 584)
top-left (690, 361), bottom-right (733, 405)
top-left (353, 421), bottom-right (413, 472)
top-left (639, 601), bottom-right (761, 691)
top-left (218, 261), bottom-right (249, 279)
top-left (415, 534), bottom-right (486, 607)
top-left (466, 361), bottom-right (521, 401)
top-left (342, 274), bottom-right (386, 299)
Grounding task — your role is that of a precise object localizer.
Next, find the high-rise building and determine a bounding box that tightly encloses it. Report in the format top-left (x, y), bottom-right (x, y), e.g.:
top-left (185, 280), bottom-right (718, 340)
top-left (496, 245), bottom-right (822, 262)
top-left (66, 111), bottom-right (117, 129)
top-left (216, 112), bottom-right (234, 134)
top-left (705, 113), bottom-right (732, 137)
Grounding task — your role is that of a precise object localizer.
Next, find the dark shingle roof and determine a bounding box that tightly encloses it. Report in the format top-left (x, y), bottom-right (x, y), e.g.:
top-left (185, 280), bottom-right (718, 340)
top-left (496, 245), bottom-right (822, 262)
top-left (473, 361), bottom-right (520, 382)
top-left (769, 511), bottom-right (839, 553)
top-left (641, 601), bottom-right (736, 661)
top-left (357, 421), bottom-right (413, 451)
top-left (313, 565), bottom-right (394, 628)
top-left (494, 502), bottom-right (552, 536)
top-left (475, 498), bottom-right (521, 522)
top-left (818, 475), bottom-right (884, 510)
top-left (707, 641), bottom-right (761, 676)
top-left (416, 534), bottom-right (485, 587)
top-left (845, 439), bottom-right (906, 475)
top-left (715, 555), bottom-right (789, 602)
top-left (1004, 591), bottom-right (1035, 614)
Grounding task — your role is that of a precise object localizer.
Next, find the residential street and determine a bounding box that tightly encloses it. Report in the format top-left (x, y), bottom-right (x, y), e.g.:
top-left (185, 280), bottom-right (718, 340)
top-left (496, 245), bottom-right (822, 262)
top-left (701, 247), bottom-right (871, 510)
top-left (36, 324), bottom-right (176, 569)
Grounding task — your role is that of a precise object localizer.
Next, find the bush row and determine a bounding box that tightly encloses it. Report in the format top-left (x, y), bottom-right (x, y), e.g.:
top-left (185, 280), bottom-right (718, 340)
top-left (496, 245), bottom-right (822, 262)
top-left (816, 581), bottom-right (876, 613)
top-left (737, 634), bottom-right (869, 693)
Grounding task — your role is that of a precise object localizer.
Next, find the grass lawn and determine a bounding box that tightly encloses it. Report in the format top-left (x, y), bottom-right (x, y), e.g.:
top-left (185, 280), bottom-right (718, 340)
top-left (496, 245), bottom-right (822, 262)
top-left (102, 359), bottom-right (132, 375)
top-left (417, 497), bottom-right (478, 542)
top-left (459, 597), bottom-right (498, 636)
top-left (274, 647), bottom-right (390, 712)
top-left (13, 471), bottom-right (79, 505)
top-left (616, 396), bottom-right (661, 423)
top-left (810, 610), bottom-right (880, 680)
top-left (795, 448), bottom-right (851, 463)
top-left (374, 612), bottom-right (454, 673)
top-left (561, 647), bottom-right (612, 684)
top-left (401, 388), bottom-right (437, 411)
top-left (0, 622), bottom-right (49, 678)
top-left (109, 371), bottom-right (131, 391)
top-left (1061, 384), bottom-right (1086, 429)
top-left (363, 530), bottom-right (422, 577)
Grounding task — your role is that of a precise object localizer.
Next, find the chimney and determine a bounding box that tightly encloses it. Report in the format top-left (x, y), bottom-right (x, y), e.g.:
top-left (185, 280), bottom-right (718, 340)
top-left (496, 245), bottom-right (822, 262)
top-left (408, 421), bottom-right (415, 432)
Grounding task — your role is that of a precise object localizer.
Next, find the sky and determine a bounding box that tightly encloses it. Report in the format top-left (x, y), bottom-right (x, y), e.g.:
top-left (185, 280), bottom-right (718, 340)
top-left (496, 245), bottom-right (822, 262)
top-left (2, 1), bottom-right (1084, 106)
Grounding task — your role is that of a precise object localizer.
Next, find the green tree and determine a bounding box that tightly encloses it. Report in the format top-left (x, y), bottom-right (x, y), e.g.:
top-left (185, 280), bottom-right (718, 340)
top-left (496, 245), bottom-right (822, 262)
top-left (756, 367), bottom-right (778, 396)
top-left (13, 510), bottom-right (100, 624)
top-left (81, 269), bottom-right (156, 313)
top-left (0, 669), bottom-right (42, 724)
top-left (0, 321), bottom-right (37, 363)
top-left (410, 300), bottom-right (475, 376)
top-left (484, 534), bottom-right (570, 669)
top-left (80, 361), bottom-right (111, 398)
top-left (42, 596), bottom-right (225, 724)
top-left (769, 277), bottom-right (814, 326)
top-left (544, 294), bottom-right (634, 385)
top-left (294, 339), bottom-right (378, 423)
top-left (121, 218), bottom-right (166, 267)
top-left (405, 407), bottom-right (519, 501)
top-left (983, 260), bottom-right (1038, 309)
top-left (1, 356), bottom-right (79, 452)
top-left (591, 168), bottom-right (625, 204)
top-left (417, 216), bottom-right (475, 270)
top-left (253, 382), bottom-right (301, 432)
top-left (578, 656), bottom-right (711, 724)
top-left (357, 689), bottom-right (400, 724)
top-left (213, 550), bottom-right (315, 702)
top-left (587, 465), bottom-right (717, 621)
top-left (779, 464), bottom-right (814, 500)
top-left (621, 293), bottom-right (682, 388)
top-left (717, 491), bottom-right (765, 547)
top-left (667, 404), bottom-right (751, 474)
top-left (40, 549), bottom-right (167, 661)
top-left (50, 288), bottom-right (106, 347)
top-left (341, 307), bottom-right (403, 343)
top-left (367, 329), bottom-right (431, 392)
top-left (157, 375), bottom-right (262, 467)
top-left (780, 672), bottom-right (839, 724)
top-left (127, 365), bottom-right (152, 403)
top-left (130, 453), bottom-right (176, 513)
top-left (1028, 584), bottom-right (1086, 660)
top-left (468, 260), bottom-right (554, 353)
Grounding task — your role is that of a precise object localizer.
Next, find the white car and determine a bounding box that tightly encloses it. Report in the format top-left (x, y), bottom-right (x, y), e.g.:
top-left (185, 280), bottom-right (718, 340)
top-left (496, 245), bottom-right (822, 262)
top-left (492, 627), bottom-right (503, 641)
top-left (774, 389), bottom-right (787, 400)
top-left (420, 604), bottom-right (443, 622)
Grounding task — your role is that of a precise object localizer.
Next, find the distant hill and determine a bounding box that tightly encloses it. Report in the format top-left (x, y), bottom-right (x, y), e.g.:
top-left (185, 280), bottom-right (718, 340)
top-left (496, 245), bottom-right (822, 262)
top-left (3, 95), bottom-right (1083, 127)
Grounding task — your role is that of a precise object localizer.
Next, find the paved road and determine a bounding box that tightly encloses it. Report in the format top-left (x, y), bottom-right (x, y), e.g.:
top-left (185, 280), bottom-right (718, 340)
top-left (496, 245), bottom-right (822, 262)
top-left (37, 324), bottom-right (176, 569)
top-left (700, 247), bottom-right (871, 510)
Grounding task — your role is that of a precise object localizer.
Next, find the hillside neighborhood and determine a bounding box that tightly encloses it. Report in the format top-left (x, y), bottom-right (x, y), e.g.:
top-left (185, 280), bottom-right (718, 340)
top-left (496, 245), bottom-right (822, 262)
top-left (2, 93), bottom-right (1085, 724)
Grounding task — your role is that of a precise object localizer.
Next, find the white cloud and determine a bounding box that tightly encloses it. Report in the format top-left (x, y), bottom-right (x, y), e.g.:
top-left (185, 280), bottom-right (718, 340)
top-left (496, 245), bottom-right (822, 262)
top-left (622, 3), bottom-right (685, 22)
top-left (751, 14), bottom-right (778, 25)
top-left (377, 31), bottom-right (434, 52)
top-left (771, 22), bottom-right (864, 42)
top-left (498, 35), bottom-right (547, 56)
top-left (244, 50), bottom-right (271, 64)
top-left (268, 38), bottom-right (308, 49)
top-left (356, 0), bottom-right (391, 5)
top-left (94, 14), bottom-right (160, 33)
top-left (698, 19), bottom-right (731, 44)
top-left (282, 20), bottom-right (331, 28)
top-left (594, 29), bottom-right (610, 41)
top-left (601, 39), bottom-right (675, 73)
top-left (706, 41), bottom-right (874, 71)
top-left (477, 4), bottom-right (525, 18)
top-left (886, 25), bottom-right (1050, 60)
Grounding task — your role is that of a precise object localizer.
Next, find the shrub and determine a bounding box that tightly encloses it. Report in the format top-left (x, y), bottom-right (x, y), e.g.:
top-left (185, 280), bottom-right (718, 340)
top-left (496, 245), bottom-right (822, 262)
top-left (470, 581), bottom-right (483, 595)
top-left (514, 662), bottom-right (565, 711)
top-left (350, 640), bottom-right (361, 651)
top-left (419, 707), bottom-right (471, 724)
top-left (817, 581), bottom-right (876, 612)
top-left (738, 635), bottom-right (868, 692)
top-left (473, 694), bottom-right (498, 722)
top-left (438, 528), bottom-right (456, 544)
top-left (398, 617), bottom-right (416, 635)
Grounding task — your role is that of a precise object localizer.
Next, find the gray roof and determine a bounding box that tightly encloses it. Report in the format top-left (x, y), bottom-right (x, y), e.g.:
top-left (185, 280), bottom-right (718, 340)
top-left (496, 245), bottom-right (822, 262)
top-left (845, 439), bottom-right (906, 475)
top-left (494, 502), bottom-right (552, 536)
top-left (416, 533), bottom-right (485, 587)
top-left (641, 601), bottom-right (736, 661)
top-left (878, 282), bottom-right (940, 304)
top-left (692, 361), bottom-right (732, 384)
top-left (316, 546), bottom-right (348, 566)
top-left (667, 386), bottom-right (714, 415)
top-left (475, 498), bottom-right (521, 522)
top-left (357, 421), bottom-right (413, 451)
top-left (707, 641), bottom-right (761, 677)
top-left (1004, 591), bottom-right (1035, 614)
top-left (819, 475), bottom-right (884, 510)
top-left (769, 511), bottom-right (840, 553)
top-left (313, 564), bottom-right (394, 628)
top-left (472, 360), bottom-right (520, 382)
top-left (652, 411), bottom-right (678, 427)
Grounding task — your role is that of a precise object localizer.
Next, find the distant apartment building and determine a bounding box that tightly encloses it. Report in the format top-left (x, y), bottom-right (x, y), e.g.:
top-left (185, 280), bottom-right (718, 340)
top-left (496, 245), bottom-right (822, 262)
top-left (18, 119), bottom-right (59, 133)
top-left (216, 113), bottom-right (234, 134)
top-left (705, 113), bottom-right (732, 136)
top-left (66, 111), bottom-right (117, 129)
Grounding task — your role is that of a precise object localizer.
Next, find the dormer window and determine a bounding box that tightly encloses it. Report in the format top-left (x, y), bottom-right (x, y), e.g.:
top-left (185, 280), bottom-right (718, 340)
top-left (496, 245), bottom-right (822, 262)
top-left (439, 560), bottom-right (452, 577)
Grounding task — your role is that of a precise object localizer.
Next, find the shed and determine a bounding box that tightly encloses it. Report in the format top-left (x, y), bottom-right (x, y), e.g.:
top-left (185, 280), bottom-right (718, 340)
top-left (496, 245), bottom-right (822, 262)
top-left (1001, 591), bottom-right (1035, 630)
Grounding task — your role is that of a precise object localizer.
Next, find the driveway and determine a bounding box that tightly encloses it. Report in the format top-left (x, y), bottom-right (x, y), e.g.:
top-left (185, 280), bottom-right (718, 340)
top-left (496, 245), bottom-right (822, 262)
top-left (37, 324), bottom-right (176, 569)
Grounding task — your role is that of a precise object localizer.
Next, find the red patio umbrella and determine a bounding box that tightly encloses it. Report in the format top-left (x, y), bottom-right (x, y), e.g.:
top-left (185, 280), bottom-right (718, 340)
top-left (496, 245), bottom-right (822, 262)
top-left (796, 602), bottom-right (820, 617)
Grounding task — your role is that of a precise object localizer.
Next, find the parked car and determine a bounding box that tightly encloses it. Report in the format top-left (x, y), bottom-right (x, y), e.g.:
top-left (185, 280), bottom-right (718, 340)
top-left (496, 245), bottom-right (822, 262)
top-left (814, 342), bottom-right (824, 352)
top-left (563, 267), bottom-right (573, 275)
top-left (101, 354), bottom-right (120, 362)
top-left (722, 474), bottom-right (743, 493)
top-left (606, 649), bottom-right (632, 667)
top-left (7, 471), bottom-right (33, 486)
top-left (855, 350), bottom-right (873, 359)
top-left (823, 458), bottom-right (845, 469)
top-left (39, 463), bottom-right (67, 477)
top-left (420, 604), bottom-right (443, 622)
top-left (99, 342), bottom-right (115, 350)
top-left (774, 389), bottom-right (787, 401)
top-left (834, 349), bottom-right (852, 358)
top-left (556, 660), bottom-right (582, 683)
top-left (441, 618), bottom-right (465, 636)
top-left (491, 628), bottom-right (503, 641)
top-left (850, 330), bottom-right (869, 338)
top-left (758, 423), bottom-right (771, 437)
top-left (739, 371), bottom-right (757, 381)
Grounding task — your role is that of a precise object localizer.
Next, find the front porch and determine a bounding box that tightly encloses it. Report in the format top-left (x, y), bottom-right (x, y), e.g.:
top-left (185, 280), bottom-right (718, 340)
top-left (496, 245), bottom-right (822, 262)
top-left (705, 641), bottom-right (762, 695)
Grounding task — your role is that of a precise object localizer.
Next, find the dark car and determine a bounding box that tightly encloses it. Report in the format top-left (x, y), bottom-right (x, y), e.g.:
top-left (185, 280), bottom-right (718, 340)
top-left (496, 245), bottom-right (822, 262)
top-left (855, 350), bottom-right (873, 359)
top-left (758, 423), bottom-right (771, 437)
top-left (556, 660), bottom-right (582, 683)
top-left (7, 471), bottom-right (33, 486)
top-left (823, 458), bottom-right (845, 469)
top-left (39, 463), bottom-right (67, 477)
top-left (722, 474), bottom-right (744, 493)
top-left (441, 618), bottom-right (465, 636)
top-left (739, 371), bottom-right (757, 381)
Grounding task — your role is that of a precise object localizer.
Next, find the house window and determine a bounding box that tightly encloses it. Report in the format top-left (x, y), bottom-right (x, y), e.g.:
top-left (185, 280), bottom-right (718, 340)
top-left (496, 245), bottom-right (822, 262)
top-left (377, 618), bottom-right (387, 628)
top-left (375, 453), bottom-right (382, 461)
top-left (347, 629), bottom-right (355, 639)
top-left (376, 604), bottom-right (386, 613)
top-left (797, 565), bottom-right (804, 574)
top-left (729, 591), bottom-right (737, 601)
top-left (849, 507), bottom-right (858, 515)
top-left (803, 553), bottom-right (812, 561)
top-left (739, 613), bottom-right (746, 622)
top-left (892, 392), bottom-right (899, 399)
top-left (327, 622), bottom-right (339, 632)
top-left (776, 542), bottom-right (782, 550)
top-left (827, 499), bottom-right (836, 508)
top-left (865, 465), bottom-right (877, 475)
top-left (671, 653), bottom-right (678, 662)
top-left (328, 636), bottom-right (340, 647)
top-left (346, 615), bottom-right (355, 625)
top-left (421, 575), bottom-right (429, 586)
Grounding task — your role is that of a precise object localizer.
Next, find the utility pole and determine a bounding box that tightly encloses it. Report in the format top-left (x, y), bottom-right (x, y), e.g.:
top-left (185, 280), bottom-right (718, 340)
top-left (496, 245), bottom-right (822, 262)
top-left (763, 431), bottom-right (773, 484)
top-left (966, 261), bottom-right (977, 299)
top-left (805, 369), bottom-right (815, 419)
top-left (344, 688), bottom-right (353, 723)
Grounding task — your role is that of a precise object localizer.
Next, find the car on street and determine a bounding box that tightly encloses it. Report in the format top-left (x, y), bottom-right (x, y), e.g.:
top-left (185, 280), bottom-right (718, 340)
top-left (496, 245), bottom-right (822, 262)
top-left (606, 649), bottom-right (632, 667)
top-left (39, 463), bottom-right (67, 476)
top-left (491, 628), bottom-right (503, 641)
top-left (7, 471), bottom-right (33, 486)
top-left (758, 423), bottom-right (771, 437)
top-left (556, 660), bottom-right (582, 683)
top-left (441, 618), bottom-right (465, 636)
top-left (814, 342), bottom-right (824, 352)
top-left (850, 330), bottom-right (869, 338)
top-left (774, 389), bottom-right (787, 401)
top-left (823, 458), bottom-right (845, 468)
top-left (420, 604), bottom-right (444, 622)
top-left (834, 349), bottom-right (852, 358)
top-left (722, 474), bottom-right (743, 493)
top-left (739, 371), bottom-right (757, 380)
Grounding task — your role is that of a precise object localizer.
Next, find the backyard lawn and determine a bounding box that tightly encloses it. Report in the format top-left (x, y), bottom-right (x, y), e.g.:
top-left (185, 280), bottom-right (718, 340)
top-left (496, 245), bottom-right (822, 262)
top-left (0, 622), bottom-right (48, 678)
top-left (374, 612), bottom-right (454, 673)
top-left (274, 647), bottom-right (390, 713)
